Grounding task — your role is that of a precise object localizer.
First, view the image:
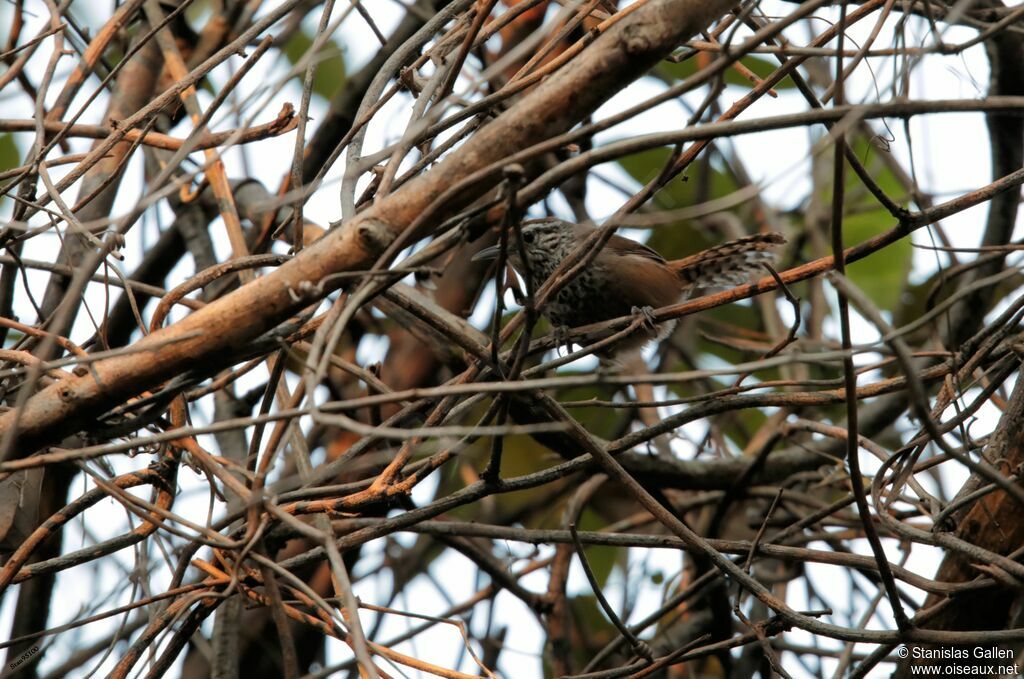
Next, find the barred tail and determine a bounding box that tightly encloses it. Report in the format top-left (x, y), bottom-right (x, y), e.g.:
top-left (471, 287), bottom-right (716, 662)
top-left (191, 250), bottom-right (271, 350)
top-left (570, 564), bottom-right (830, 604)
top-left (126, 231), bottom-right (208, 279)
top-left (670, 232), bottom-right (786, 287)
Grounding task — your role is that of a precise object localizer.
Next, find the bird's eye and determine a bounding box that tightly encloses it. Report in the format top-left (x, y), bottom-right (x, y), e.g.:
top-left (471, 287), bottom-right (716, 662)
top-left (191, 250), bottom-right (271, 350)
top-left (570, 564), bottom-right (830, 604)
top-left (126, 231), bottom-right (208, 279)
top-left (523, 231), bottom-right (535, 244)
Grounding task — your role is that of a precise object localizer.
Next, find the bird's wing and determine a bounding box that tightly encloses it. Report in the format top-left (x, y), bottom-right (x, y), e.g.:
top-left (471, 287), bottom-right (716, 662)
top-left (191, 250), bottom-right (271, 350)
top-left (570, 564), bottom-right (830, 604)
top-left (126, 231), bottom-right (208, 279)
top-left (604, 232), bottom-right (668, 264)
top-left (566, 222), bottom-right (667, 263)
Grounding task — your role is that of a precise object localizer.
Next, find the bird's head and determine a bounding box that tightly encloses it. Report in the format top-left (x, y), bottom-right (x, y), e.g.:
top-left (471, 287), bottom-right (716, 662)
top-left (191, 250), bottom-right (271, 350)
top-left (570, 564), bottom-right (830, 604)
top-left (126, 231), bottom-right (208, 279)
top-left (471, 218), bottom-right (576, 274)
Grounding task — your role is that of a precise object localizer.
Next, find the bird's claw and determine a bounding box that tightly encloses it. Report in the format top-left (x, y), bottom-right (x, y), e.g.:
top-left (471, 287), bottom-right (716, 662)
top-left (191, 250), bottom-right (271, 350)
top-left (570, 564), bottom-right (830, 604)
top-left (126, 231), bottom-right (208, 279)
top-left (631, 305), bottom-right (659, 335)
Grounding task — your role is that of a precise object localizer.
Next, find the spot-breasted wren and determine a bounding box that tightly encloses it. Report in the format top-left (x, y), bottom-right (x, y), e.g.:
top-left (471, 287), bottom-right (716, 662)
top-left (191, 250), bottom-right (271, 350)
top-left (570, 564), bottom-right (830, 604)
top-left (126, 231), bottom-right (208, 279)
top-left (474, 217), bottom-right (786, 353)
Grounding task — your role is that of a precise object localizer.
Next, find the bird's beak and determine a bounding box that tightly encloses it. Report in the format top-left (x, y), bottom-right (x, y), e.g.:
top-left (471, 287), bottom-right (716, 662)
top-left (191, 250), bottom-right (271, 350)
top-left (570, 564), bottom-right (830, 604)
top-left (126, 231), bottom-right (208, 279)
top-left (471, 245), bottom-right (501, 262)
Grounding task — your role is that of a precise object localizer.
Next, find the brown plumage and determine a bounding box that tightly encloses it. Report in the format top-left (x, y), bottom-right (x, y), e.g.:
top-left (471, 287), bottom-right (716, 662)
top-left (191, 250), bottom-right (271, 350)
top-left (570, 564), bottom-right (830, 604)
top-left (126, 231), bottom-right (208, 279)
top-left (476, 218), bottom-right (785, 332)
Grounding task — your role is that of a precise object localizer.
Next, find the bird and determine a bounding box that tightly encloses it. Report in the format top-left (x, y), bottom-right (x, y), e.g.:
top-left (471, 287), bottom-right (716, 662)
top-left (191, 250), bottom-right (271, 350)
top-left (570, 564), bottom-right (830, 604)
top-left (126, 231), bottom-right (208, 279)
top-left (473, 217), bottom-right (786, 354)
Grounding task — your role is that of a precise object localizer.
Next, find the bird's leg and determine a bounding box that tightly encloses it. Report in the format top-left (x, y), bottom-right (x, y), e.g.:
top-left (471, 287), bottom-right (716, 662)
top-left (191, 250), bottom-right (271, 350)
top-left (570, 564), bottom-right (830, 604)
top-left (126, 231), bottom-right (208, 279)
top-left (552, 324), bottom-right (575, 357)
top-left (631, 305), bottom-right (660, 336)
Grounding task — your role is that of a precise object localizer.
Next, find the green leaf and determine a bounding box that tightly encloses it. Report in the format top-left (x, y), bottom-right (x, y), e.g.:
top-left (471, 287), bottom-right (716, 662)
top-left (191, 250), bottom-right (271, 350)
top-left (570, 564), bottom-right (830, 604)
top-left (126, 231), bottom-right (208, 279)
top-left (616, 147), bottom-right (738, 251)
top-left (283, 30), bottom-right (346, 99)
top-left (894, 268), bottom-right (1024, 345)
top-left (0, 134), bottom-right (18, 172)
top-left (185, 0), bottom-right (211, 23)
top-left (808, 140), bottom-right (912, 313)
top-left (554, 382), bottom-right (627, 440)
top-left (892, 272), bottom-right (943, 346)
top-left (0, 134), bottom-right (18, 212)
top-left (576, 508), bottom-right (626, 587)
top-left (844, 208), bottom-right (912, 312)
top-left (849, 137), bottom-right (906, 202)
top-left (569, 594), bottom-right (617, 642)
top-left (656, 54), bottom-right (795, 91)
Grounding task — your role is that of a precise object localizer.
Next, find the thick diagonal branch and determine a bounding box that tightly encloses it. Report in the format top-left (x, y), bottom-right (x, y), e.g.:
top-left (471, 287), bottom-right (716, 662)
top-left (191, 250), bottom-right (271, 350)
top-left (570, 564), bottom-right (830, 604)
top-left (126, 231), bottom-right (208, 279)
top-left (0, 0), bottom-right (736, 456)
